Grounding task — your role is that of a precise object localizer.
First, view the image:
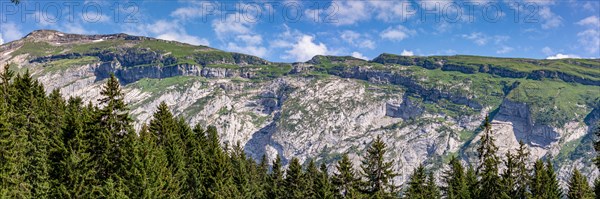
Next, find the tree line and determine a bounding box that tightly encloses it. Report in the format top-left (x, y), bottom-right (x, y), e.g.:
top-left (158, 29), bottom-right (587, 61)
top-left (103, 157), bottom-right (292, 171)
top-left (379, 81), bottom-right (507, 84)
top-left (0, 64), bottom-right (598, 198)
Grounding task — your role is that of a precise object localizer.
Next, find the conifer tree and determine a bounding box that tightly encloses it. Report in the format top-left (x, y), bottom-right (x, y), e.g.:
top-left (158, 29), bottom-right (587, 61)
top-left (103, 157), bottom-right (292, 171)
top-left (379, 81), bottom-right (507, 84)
top-left (316, 163), bottom-right (335, 199)
top-left (476, 116), bottom-right (502, 199)
top-left (501, 151), bottom-right (517, 198)
top-left (405, 164), bottom-right (427, 199)
top-left (304, 159), bottom-right (319, 198)
top-left (360, 136), bottom-right (398, 198)
top-left (425, 172), bottom-right (441, 199)
top-left (443, 156), bottom-right (470, 199)
top-left (268, 155), bottom-right (285, 199)
top-left (0, 64), bottom-right (31, 198)
top-left (530, 159), bottom-right (554, 199)
top-left (514, 141), bottom-right (531, 199)
top-left (204, 126), bottom-right (238, 198)
top-left (567, 169), bottom-right (594, 199)
top-left (544, 160), bottom-right (562, 199)
top-left (465, 166), bottom-right (479, 199)
top-left (91, 74), bottom-right (133, 183)
top-left (285, 157), bottom-right (306, 199)
top-left (333, 154), bottom-right (360, 199)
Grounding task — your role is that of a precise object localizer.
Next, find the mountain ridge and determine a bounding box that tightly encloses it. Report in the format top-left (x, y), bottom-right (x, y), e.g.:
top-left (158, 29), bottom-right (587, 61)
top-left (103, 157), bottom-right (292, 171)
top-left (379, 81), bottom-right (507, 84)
top-left (1, 29), bottom-right (598, 186)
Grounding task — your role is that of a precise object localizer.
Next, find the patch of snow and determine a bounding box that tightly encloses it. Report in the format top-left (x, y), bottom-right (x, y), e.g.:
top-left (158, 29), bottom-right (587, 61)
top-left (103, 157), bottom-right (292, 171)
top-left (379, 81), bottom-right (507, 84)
top-left (92, 39), bottom-right (104, 43)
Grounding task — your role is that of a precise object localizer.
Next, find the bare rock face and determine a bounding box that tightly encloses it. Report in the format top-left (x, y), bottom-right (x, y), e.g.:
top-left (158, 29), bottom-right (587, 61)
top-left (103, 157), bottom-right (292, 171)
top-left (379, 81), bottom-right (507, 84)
top-left (2, 30), bottom-right (599, 187)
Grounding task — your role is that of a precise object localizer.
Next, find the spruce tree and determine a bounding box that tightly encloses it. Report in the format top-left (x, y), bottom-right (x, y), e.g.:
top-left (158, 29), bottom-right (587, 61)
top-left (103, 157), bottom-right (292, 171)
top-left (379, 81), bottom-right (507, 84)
top-left (360, 136), bottom-right (398, 198)
top-left (443, 156), bottom-right (470, 199)
top-left (465, 166), bottom-right (479, 199)
top-left (425, 172), bottom-right (441, 199)
top-left (544, 160), bottom-right (562, 199)
top-left (285, 157), bottom-right (306, 199)
top-left (268, 155), bottom-right (285, 199)
top-left (332, 154), bottom-right (360, 199)
top-left (476, 116), bottom-right (502, 199)
top-left (567, 169), bottom-right (594, 199)
top-left (405, 164), bottom-right (427, 199)
top-left (316, 163), bottom-right (335, 199)
top-left (204, 126), bottom-right (238, 198)
top-left (501, 151), bottom-right (517, 198)
top-left (304, 159), bottom-right (319, 198)
top-left (514, 141), bottom-right (531, 199)
top-left (530, 159), bottom-right (547, 199)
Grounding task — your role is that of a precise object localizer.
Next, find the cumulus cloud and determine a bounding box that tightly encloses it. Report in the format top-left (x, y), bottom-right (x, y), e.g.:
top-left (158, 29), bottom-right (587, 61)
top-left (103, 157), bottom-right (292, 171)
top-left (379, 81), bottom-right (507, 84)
top-left (538, 7), bottom-right (562, 29)
top-left (380, 25), bottom-right (416, 41)
top-left (351, 52), bottom-right (368, 60)
top-left (124, 20), bottom-right (210, 46)
top-left (541, 46), bottom-right (554, 55)
top-left (546, 53), bottom-right (580, 59)
top-left (340, 30), bottom-right (376, 49)
top-left (400, 50), bottom-right (414, 56)
top-left (284, 35), bottom-right (329, 62)
top-left (576, 16), bottom-right (600, 54)
top-left (461, 32), bottom-right (509, 46)
top-left (0, 22), bottom-right (23, 43)
top-left (496, 46), bottom-right (514, 54)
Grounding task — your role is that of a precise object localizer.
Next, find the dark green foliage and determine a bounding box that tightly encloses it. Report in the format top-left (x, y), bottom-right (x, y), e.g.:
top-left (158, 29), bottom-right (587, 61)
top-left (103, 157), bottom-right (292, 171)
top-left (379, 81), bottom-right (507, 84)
top-left (333, 154), bottom-right (361, 199)
top-left (443, 156), bottom-right (470, 199)
top-left (567, 169), bottom-right (594, 199)
top-left (476, 116), bottom-right (502, 199)
top-left (360, 136), bottom-right (398, 198)
top-left (285, 157), bottom-right (306, 198)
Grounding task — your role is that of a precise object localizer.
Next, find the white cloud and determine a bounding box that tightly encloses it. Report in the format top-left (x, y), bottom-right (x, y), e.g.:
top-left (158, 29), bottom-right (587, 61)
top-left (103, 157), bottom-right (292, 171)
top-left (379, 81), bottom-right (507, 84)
top-left (284, 35), bottom-right (329, 62)
top-left (577, 29), bottom-right (600, 54)
top-left (576, 16), bottom-right (600, 26)
top-left (576, 16), bottom-right (600, 54)
top-left (400, 50), bottom-right (414, 56)
top-left (541, 46), bottom-right (553, 55)
top-left (538, 7), bottom-right (562, 29)
top-left (328, 1), bottom-right (370, 25)
top-left (212, 14), bottom-right (253, 38)
top-left (340, 30), bottom-right (376, 49)
top-left (351, 52), bottom-right (368, 60)
top-left (461, 32), bottom-right (509, 46)
top-left (380, 25), bottom-right (416, 41)
top-left (462, 32), bottom-right (488, 46)
top-left (496, 46), bottom-right (514, 54)
top-left (0, 22), bottom-right (23, 43)
top-left (126, 20), bottom-right (210, 46)
top-left (546, 53), bottom-right (580, 59)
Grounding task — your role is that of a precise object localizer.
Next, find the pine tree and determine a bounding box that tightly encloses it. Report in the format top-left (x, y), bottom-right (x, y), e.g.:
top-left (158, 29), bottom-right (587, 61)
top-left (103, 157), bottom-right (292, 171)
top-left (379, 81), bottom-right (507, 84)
top-left (425, 172), bottom-right (441, 199)
top-left (268, 155), bottom-right (285, 199)
top-left (567, 169), bottom-right (594, 199)
top-left (465, 166), bottom-right (479, 199)
top-left (594, 177), bottom-right (600, 199)
top-left (91, 74), bottom-right (133, 183)
top-left (501, 151), bottom-right (517, 198)
top-left (476, 116), bottom-right (502, 199)
top-left (184, 124), bottom-right (207, 198)
top-left (530, 159), bottom-right (547, 199)
top-left (514, 141), bottom-right (530, 199)
top-left (544, 160), bottom-right (562, 199)
top-left (360, 136), bottom-right (398, 198)
top-left (316, 163), bottom-right (335, 199)
top-left (332, 154), bottom-right (361, 199)
top-left (0, 64), bottom-right (31, 198)
top-left (204, 126), bottom-right (238, 198)
top-left (304, 159), bottom-right (319, 198)
top-left (405, 164), bottom-right (427, 199)
top-left (285, 157), bottom-right (306, 199)
top-left (443, 156), bottom-right (470, 199)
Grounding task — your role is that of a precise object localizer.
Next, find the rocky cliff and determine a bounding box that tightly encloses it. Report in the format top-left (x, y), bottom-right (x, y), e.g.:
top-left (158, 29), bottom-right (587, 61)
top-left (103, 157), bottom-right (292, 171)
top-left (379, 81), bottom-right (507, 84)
top-left (1, 30), bottom-right (599, 186)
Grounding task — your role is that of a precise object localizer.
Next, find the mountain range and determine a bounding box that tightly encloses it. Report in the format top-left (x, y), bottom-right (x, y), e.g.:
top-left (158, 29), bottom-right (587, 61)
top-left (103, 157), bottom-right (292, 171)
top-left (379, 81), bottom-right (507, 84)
top-left (1, 29), bottom-right (598, 186)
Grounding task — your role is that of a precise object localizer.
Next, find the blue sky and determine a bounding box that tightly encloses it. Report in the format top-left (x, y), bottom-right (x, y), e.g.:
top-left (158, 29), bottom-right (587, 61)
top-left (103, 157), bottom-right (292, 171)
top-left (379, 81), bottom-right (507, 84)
top-left (0, 0), bottom-right (599, 62)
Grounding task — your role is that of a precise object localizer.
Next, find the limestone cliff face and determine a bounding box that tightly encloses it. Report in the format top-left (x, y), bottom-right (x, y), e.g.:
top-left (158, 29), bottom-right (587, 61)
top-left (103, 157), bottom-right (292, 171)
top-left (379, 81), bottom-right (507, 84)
top-left (1, 30), bottom-right (599, 186)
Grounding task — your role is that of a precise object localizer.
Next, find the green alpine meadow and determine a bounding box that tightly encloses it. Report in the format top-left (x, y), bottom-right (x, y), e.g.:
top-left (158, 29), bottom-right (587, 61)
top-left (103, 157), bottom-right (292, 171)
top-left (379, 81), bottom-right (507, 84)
top-left (0, 30), bottom-right (599, 198)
